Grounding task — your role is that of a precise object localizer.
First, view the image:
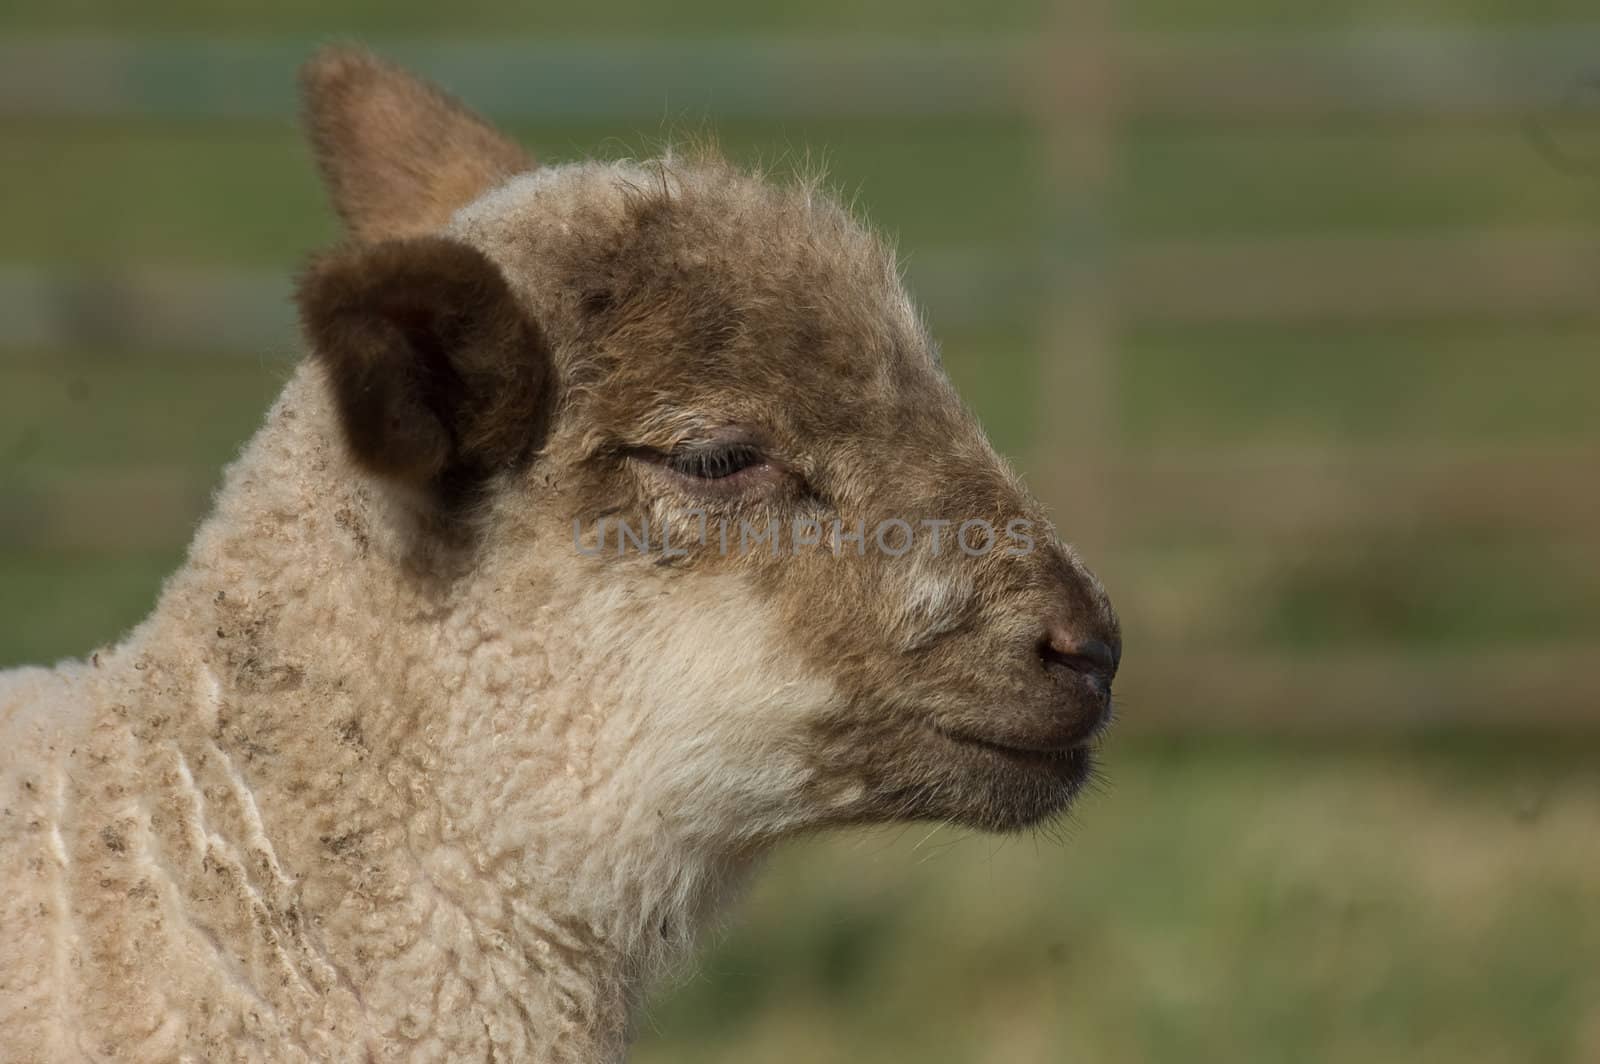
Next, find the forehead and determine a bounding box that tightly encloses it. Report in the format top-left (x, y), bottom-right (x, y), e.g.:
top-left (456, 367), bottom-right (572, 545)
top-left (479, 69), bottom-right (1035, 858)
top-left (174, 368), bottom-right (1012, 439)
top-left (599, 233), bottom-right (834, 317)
top-left (449, 159), bottom-right (948, 437)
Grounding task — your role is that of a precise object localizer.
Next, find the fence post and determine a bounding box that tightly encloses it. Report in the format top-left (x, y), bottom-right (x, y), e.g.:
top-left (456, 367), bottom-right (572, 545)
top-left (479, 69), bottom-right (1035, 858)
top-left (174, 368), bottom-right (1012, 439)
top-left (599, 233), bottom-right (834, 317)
top-left (1034, 0), bottom-right (1118, 558)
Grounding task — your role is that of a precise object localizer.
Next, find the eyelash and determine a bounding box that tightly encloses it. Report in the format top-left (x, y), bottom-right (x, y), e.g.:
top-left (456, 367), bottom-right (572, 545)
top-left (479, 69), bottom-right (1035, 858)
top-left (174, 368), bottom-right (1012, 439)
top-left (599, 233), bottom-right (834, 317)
top-left (665, 443), bottom-right (765, 481)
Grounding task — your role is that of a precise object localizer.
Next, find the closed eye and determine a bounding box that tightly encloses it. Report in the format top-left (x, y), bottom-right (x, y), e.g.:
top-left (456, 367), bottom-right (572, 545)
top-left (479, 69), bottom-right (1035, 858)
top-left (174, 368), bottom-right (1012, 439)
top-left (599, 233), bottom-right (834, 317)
top-left (665, 442), bottom-right (765, 481)
top-left (627, 437), bottom-right (785, 499)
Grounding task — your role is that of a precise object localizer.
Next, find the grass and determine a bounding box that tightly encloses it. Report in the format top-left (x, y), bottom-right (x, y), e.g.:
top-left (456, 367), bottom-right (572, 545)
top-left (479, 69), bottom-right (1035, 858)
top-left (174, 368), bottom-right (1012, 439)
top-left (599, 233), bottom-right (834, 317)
top-left (1120, 120), bottom-right (1600, 241)
top-left (0, 550), bottom-right (180, 665)
top-left (632, 740), bottom-right (1600, 1064)
top-left (1118, 322), bottom-right (1600, 449)
top-left (0, 118), bottom-right (1042, 266)
top-left (6, 119), bottom-right (1599, 269)
top-left (0, 353), bottom-right (286, 473)
top-left (1126, 0), bottom-right (1600, 31)
top-left (0, 0), bottom-right (1051, 35)
top-left (1, 4), bottom-right (1597, 1059)
top-left (1112, 535), bottom-right (1600, 651)
top-left (2, 0), bottom-right (1595, 33)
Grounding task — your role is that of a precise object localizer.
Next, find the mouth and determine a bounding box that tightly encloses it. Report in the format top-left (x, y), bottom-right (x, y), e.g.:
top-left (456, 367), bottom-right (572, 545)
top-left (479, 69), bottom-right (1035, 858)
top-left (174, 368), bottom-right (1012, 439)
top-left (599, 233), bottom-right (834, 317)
top-left (931, 724), bottom-right (1096, 778)
top-left (836, 720), bottom-right (1100, 833)
top-left (911, 722), bottom-right (1099, 831)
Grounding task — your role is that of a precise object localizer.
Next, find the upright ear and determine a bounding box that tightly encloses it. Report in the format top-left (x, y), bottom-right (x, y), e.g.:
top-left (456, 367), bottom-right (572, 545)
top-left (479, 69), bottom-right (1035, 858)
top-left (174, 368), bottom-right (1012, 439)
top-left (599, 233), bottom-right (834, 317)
top-left (300, 46), bottom-right (533, 240)
top-left (296, 236), bottom-right (552, 497)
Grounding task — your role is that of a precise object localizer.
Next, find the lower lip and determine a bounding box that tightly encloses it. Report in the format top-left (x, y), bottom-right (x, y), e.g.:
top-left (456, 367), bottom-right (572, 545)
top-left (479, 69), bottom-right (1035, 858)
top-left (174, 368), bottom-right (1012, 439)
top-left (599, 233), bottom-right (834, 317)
top-left (936, 727), bottom-right (1092, 773)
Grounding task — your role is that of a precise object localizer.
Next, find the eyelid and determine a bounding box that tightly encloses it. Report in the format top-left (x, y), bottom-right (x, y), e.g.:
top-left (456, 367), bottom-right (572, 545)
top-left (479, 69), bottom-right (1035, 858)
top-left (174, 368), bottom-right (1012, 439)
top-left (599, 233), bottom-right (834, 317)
top-left (671, 426), bottom-right (767, 451)
top-left (622, 431), bottom-right (806, 501)
top-left (623, 438), bottom-right (763, 463)
top-left (665, 441), bottom-right (765, 480)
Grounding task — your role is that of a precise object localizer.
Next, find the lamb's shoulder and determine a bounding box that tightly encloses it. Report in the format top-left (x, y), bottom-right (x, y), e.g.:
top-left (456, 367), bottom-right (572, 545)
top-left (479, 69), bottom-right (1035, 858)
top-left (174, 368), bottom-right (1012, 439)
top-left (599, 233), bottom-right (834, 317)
top-left (0, 661), bottom-right (91, 846)
top-left (0, 659), bottom-right (379, 1062)
top-left (1, 659), bottom-right (86, 735)
top-left (0, 662), bottom-right (91, 1059)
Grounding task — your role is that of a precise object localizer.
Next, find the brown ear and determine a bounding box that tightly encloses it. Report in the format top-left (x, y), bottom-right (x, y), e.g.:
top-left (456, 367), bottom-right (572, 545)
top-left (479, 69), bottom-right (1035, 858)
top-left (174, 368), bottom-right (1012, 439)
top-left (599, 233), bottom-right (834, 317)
top-left (296, 236), bottom-right (552, 496)
top-left (300, 46), bottom-right (533, 240)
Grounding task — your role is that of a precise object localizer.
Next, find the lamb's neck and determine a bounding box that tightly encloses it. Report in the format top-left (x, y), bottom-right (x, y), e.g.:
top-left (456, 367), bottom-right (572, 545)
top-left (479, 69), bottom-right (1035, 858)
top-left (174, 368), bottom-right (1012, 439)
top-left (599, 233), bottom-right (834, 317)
top-left (112, 366), bottom-right (730, 1060)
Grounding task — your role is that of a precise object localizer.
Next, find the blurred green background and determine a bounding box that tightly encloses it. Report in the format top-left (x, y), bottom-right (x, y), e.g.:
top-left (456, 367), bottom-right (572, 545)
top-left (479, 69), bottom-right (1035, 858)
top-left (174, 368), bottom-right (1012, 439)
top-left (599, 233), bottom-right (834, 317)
top-left (2, 1), bottom-right (1598, 1060)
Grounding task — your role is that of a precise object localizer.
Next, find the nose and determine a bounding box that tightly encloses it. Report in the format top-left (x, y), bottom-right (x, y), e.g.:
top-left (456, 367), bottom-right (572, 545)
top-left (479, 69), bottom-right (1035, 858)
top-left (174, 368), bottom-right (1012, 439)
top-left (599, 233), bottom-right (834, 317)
top-left (1038, 625), bottom-right (1120, 694)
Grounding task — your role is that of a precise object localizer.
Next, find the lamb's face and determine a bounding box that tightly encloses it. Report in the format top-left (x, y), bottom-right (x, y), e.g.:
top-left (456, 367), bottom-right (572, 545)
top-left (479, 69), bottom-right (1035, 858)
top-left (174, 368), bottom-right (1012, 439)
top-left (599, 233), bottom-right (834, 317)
top-left (443, 162), bottom-right (1119, 832)
top-left (296, 49), bottom-right (1118, 837)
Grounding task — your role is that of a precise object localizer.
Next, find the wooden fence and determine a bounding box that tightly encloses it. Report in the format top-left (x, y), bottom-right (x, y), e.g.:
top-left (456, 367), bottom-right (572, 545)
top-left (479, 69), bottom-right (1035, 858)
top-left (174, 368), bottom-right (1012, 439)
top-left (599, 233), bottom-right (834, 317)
top-left (2, 27), bottom-right (1597, 732)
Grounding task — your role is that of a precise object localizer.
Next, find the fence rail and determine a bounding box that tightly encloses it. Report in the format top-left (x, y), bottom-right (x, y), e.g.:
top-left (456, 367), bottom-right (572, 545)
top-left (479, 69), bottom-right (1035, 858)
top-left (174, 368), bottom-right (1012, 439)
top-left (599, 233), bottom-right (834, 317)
top-left (1124, 647), bottom-right (1600, 734)
top-left (7, 448), bottom-right (1597, 553)
top-left (1112, 447), bottom-right (1600, 541)
top-left (4, 31), bottom-right (1600, 121)
top-left (6, 230), bottom-right (1599, 354)
top-left (2, 27), bottom-right (1595, 732)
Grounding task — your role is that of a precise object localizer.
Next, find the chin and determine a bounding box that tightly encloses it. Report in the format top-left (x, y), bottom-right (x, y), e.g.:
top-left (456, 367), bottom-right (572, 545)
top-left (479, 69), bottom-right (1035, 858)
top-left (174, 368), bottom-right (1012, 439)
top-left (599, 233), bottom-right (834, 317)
top-left (946, 740), bottom-right (1097, 832)
top-left (861, 731), bottom-right (1098, 833)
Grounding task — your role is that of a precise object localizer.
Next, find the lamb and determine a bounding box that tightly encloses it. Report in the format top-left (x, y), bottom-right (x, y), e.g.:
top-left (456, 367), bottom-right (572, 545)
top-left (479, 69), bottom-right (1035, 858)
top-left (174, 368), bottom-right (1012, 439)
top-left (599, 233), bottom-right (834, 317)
top-left (0, 48), bottom-right (1121, 1063)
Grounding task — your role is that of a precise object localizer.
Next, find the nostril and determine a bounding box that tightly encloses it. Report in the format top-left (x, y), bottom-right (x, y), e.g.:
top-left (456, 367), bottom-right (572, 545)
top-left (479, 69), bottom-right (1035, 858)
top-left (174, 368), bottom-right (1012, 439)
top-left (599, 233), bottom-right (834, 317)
top-left (1038, 630), bottom-right (1118, 684)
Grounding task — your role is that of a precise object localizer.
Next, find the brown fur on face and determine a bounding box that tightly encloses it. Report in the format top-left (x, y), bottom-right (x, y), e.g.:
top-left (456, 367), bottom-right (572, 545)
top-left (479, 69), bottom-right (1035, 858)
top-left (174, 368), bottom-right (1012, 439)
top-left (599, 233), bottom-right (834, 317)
top-left (444, 160), bottom-right (1121, 830)
top-left (0, 47), bottom-right (1123, 1063)
top-left (298, 49), bottom-right (1121, 834)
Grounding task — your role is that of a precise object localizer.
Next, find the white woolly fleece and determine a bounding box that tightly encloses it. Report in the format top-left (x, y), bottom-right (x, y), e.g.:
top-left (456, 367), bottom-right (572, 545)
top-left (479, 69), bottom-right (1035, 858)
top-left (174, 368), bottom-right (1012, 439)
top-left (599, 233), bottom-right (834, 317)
top-left (0, 367), bottom-right (832, 1063)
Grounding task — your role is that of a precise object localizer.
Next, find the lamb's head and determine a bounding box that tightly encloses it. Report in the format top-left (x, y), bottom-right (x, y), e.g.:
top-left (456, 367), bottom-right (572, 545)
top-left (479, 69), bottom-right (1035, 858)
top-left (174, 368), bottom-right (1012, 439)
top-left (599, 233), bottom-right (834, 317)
top-left (294, 49), bottom-right (1119, 841)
